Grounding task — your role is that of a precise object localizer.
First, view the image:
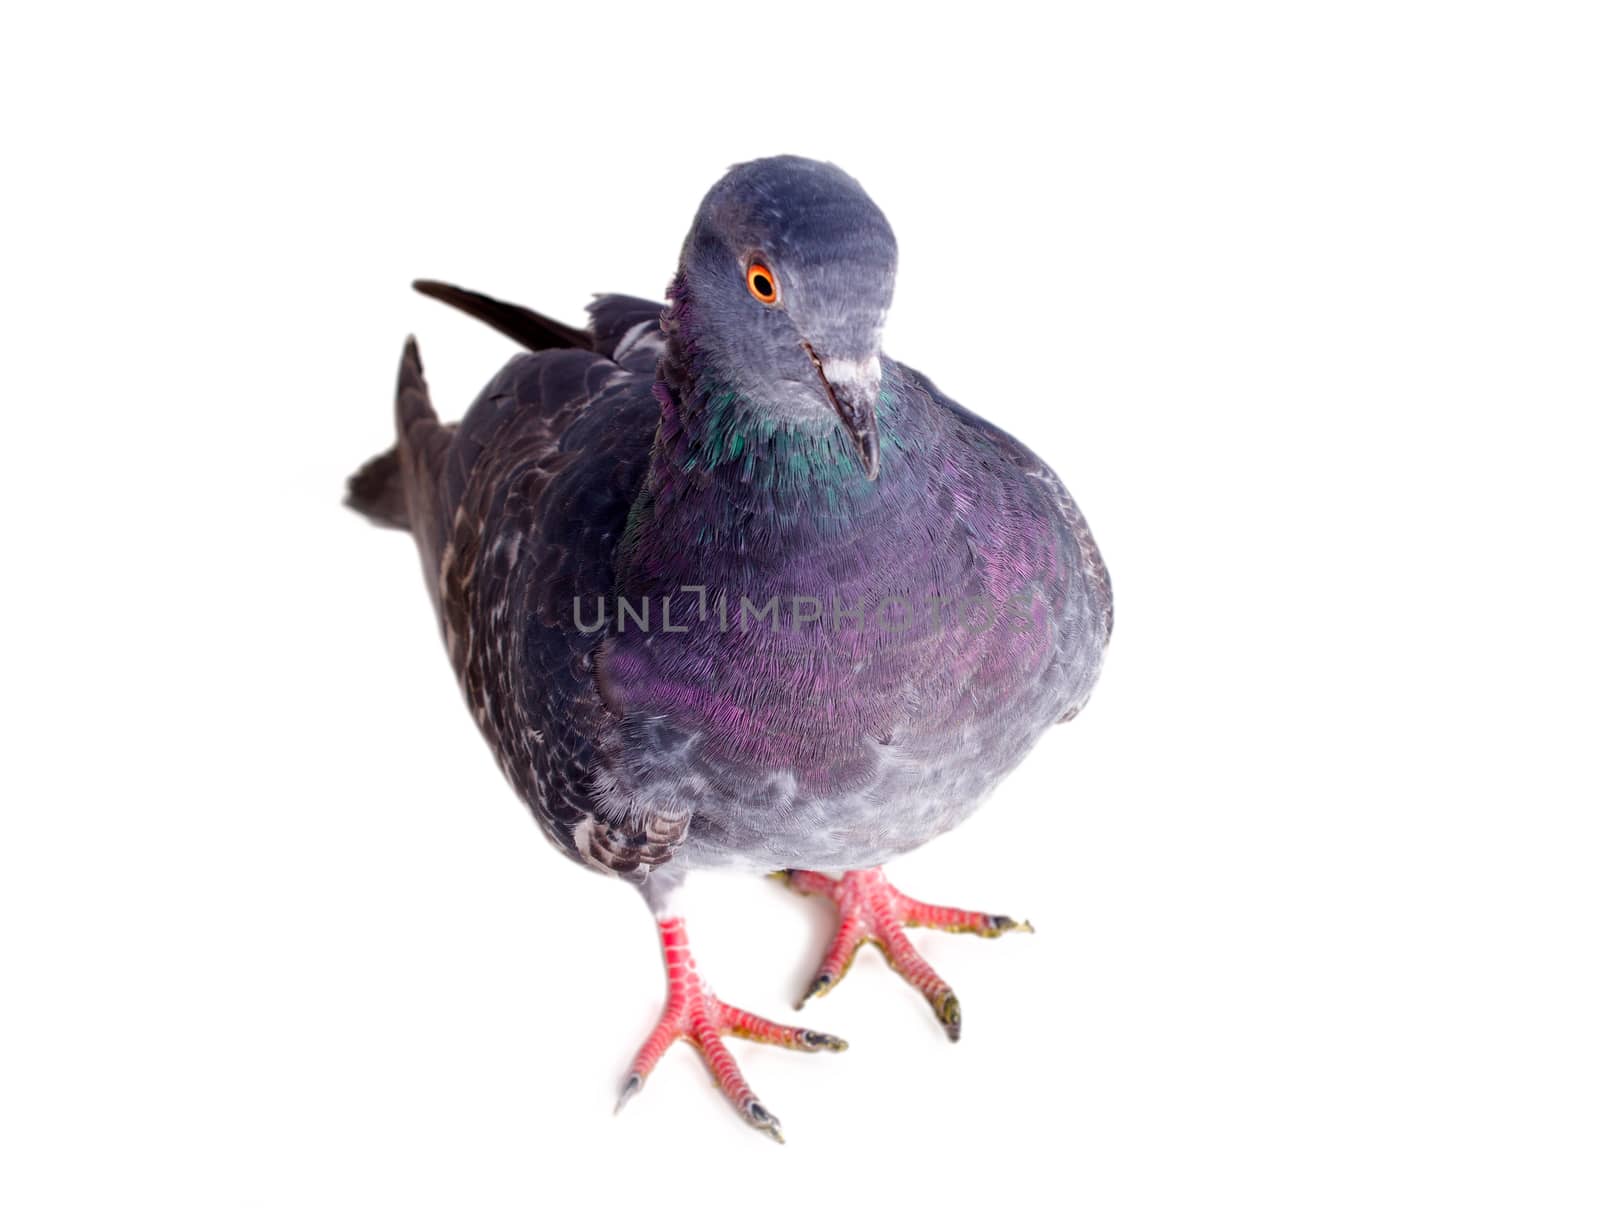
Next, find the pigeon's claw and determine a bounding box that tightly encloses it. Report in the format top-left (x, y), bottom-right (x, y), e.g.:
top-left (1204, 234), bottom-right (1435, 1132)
top-left (783, 868), bottom-right (1032, 1042)
top-left (619, 916), bottom-right (846, 1141)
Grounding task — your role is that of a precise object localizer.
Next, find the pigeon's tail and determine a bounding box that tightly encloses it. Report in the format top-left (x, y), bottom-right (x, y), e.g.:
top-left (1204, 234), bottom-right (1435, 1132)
top-left (345, 445), bottom-right (408, 529)
top-left (348, 280), bottom-right (611, 540)
top-left (345, 337), bottom-right (449, 542)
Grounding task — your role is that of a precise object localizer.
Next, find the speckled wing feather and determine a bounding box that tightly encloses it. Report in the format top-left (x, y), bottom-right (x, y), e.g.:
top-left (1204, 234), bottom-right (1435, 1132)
top-left (406, 303), bottom-right (690, 880)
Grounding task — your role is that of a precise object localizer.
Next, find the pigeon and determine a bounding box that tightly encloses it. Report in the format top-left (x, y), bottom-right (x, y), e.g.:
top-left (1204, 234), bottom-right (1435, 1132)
top-left (347, 156), bottom-right (1112, 1141)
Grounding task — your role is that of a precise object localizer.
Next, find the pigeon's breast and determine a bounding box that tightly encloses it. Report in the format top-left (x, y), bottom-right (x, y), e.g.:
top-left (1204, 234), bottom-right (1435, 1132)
top-left (592, 509), bottom-right (1103, 871)
top-left (587, 359), bottom-right (1111, 873)
top-left (594, 606), bottom-right (1084, 871)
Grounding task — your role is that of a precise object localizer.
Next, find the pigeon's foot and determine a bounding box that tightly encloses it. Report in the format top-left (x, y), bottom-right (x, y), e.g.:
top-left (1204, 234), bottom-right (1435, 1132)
top-left (616, 915), bottom-right (847, 1143)
top-left (783, 867), bottom-right (1033, 1042)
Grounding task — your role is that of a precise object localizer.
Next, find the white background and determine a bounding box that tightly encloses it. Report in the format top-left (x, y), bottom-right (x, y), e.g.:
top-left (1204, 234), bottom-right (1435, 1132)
top-left (3, 2), bottom-right (1596, 1215)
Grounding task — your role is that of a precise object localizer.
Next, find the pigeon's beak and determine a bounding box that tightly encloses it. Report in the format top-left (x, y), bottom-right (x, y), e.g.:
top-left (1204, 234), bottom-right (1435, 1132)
top-left (803, 343), bottom-right (882, 481)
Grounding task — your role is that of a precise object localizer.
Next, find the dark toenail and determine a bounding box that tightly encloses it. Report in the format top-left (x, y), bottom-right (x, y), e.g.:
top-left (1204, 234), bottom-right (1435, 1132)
top-left (939, 994), bottom-right (963, 1041)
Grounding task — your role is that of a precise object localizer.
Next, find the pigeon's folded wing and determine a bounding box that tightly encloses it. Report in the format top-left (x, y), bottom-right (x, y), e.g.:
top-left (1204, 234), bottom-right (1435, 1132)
top-left (587, 294), bottom-right (667, 374)
top-left (438, 347), bottom-right (686, 879)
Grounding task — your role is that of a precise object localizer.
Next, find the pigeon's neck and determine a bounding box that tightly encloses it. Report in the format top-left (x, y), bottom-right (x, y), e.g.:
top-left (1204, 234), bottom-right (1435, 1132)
top-left (617, 283), bottom-right (911, 588)
top-left (655, 286), bottom-right (880, 494)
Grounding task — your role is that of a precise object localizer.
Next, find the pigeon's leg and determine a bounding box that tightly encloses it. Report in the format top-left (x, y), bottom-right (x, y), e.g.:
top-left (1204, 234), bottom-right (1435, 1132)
top-left (616, 877), bottom-right (846, 1143)
top-left (783, 867), bottom-right (1033, 1042)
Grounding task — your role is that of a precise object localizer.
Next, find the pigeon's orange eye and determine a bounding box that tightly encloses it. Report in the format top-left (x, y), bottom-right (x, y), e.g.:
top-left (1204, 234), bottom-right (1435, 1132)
top-left (746, 262), bottom-right (779, 304)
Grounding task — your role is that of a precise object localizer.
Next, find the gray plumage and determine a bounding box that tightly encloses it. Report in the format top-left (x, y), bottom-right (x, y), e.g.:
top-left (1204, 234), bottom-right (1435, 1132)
top-left (348, 156), bottom-right (1111, 909)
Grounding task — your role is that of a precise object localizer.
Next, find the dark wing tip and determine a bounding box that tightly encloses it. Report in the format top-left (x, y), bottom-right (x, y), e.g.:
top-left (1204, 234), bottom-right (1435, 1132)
top-left (410, 279), bottom-right (593, 353)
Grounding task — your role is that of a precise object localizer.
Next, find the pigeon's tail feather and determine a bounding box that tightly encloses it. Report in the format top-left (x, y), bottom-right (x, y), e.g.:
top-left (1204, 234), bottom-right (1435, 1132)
top-left (412, 279), bottom-right (593, 351)
top-left (346, 338), bottom-right (451, 551)
top-left (345, 445), bottom-right (408, 529)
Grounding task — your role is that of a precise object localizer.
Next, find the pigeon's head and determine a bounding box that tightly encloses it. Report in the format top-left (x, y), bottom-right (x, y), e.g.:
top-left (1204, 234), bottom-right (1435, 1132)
top-left (676, 156), bottom-right (898, 479)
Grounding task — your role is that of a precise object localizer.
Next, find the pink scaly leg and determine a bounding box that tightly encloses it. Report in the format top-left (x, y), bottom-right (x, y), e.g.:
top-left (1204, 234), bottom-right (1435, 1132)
top-left (783, 867), bottom-right (1033, 1041)
top-left (616, 916), bottom-right (847, 1143)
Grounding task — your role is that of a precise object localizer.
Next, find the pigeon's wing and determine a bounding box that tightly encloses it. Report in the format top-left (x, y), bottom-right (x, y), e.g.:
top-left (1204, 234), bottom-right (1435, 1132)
top-left (356, 280), bottom-right (681, 878)
top-left (434, 342), bottom-right (685, 880)
top-left (412, 279), bottom-right (594, 351)
top-left (586, 294), bottom-right (667, 374)
top-left (410, 279), bottom-right (666, 375)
